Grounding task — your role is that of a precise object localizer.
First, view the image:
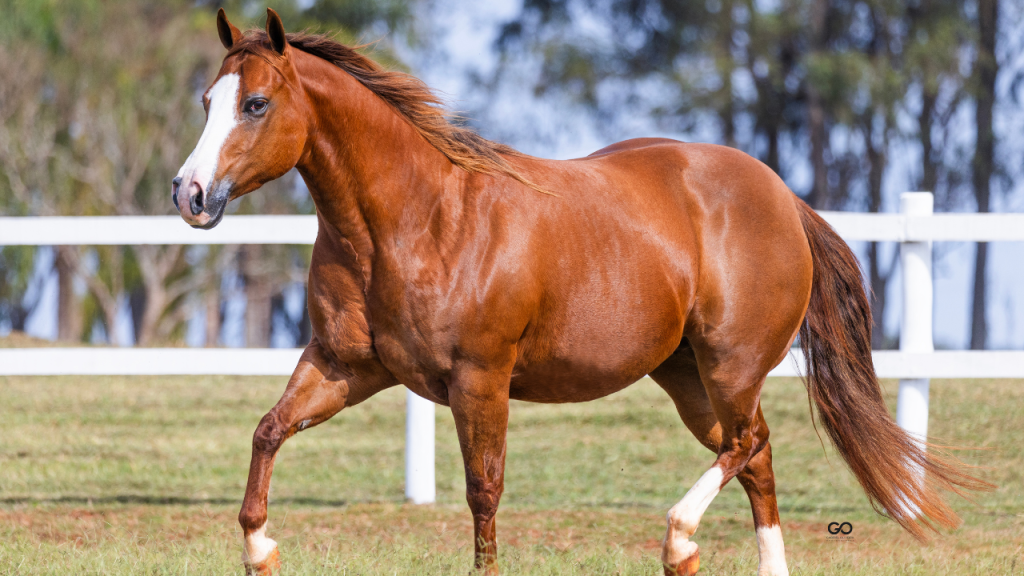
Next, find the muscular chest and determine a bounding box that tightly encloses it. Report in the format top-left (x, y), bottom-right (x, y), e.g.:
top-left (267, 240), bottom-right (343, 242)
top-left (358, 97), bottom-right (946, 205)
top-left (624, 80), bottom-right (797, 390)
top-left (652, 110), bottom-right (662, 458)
top-left (306, 240), bottom-right (467, 402)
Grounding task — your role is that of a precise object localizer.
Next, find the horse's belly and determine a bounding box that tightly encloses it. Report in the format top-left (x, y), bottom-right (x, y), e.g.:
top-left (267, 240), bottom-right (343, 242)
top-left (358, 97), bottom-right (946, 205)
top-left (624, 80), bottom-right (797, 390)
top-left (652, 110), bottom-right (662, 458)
top-left (509, 302), bottom-right (685, 403)
top-left (508, 364), bottom-right (650, 403)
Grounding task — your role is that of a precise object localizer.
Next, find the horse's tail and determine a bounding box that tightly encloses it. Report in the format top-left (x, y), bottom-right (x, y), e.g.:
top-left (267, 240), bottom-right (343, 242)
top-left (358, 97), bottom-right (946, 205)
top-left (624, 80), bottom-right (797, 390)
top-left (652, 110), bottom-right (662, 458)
top-left (795, 199), bottom-right (989, 539)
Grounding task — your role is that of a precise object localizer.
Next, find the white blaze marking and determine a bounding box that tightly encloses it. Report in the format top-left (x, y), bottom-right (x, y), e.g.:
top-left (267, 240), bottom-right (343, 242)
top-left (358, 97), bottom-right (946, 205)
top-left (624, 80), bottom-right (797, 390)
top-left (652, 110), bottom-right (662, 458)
top-left (755, 525), bottom-right (789, 576)
top-left (663, 466), bottom-right (724, 567)
top-left (242, 522), bottom-right (278, 565)
top-left (176, 73), bottom-right (240, 194)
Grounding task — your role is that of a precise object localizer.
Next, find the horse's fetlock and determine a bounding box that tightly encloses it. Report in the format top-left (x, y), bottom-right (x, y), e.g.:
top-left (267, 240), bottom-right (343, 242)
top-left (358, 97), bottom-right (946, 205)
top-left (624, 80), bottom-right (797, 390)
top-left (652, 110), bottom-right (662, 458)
top-left (667, 506), bottom-right (699, 538)
top-left (238, 506), bottom-right (267, 534)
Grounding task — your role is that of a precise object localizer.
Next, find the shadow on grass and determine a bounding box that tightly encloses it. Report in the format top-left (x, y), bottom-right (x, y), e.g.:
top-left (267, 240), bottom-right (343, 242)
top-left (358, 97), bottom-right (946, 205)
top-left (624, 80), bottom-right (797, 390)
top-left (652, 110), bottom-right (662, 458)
top-left (0, 495), bottom-right (370, 507)
top-left (2, 495), bottom-right (878, 519)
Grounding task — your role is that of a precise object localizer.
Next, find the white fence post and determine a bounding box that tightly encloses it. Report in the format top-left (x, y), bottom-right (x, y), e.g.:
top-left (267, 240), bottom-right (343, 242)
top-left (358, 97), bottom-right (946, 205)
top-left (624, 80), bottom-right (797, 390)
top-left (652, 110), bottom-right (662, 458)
top-left (896, 192), bottom-right (933, 449)
top-left (405, 389), bottom-right (436, 504)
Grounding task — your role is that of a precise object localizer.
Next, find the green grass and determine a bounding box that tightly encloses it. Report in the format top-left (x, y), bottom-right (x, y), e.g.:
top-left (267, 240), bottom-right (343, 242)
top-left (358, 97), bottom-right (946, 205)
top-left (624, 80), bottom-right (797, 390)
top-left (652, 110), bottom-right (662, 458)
top-left (0, 373), bottom-right (1021, 574)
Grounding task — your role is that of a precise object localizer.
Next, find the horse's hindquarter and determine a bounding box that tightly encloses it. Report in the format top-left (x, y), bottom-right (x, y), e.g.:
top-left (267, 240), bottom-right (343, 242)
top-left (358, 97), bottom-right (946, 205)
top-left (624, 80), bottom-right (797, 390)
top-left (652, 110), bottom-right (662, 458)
top-left (508, 141), bottom-right (812, 401)
top-left (664, 143), bottom-right (813, 378)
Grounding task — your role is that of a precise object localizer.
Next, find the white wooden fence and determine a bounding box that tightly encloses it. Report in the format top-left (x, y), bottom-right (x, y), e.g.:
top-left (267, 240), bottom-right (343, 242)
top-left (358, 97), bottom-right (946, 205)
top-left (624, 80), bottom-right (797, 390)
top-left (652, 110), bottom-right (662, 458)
top-left (2, 192), bottom-right (1024, 502)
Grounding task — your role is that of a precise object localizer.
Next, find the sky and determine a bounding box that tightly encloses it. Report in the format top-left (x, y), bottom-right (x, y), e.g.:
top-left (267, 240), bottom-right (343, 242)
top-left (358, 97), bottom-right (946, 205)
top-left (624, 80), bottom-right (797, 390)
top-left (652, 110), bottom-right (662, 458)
top-left (14, 0), bottom-right (1024, 350)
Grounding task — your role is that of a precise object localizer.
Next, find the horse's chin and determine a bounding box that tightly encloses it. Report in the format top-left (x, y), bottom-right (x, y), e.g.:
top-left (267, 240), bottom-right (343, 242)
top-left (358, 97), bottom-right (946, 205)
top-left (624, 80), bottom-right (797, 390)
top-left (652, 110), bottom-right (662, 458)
top-left (189, 207), bottom-right (226, 230)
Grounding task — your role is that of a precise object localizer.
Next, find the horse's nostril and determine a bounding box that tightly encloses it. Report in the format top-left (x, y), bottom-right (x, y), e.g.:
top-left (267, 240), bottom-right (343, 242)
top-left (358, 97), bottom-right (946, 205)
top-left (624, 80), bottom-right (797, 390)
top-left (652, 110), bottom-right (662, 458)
top-left (190, 191), bottom-right (205, 215)
top-left (171, 177), bottom-right (181, 211)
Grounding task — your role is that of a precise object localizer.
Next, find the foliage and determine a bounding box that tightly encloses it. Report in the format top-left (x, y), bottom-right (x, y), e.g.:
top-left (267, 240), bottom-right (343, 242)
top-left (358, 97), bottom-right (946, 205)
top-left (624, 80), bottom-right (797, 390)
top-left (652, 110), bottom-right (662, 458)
top-left (489, 0), bottom-right (981, 206)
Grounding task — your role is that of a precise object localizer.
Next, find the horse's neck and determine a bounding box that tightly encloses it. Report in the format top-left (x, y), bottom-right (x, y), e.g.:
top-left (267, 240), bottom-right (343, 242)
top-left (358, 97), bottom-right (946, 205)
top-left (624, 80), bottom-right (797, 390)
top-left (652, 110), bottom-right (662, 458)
top-left (295, 56), bottom-right (461, 271)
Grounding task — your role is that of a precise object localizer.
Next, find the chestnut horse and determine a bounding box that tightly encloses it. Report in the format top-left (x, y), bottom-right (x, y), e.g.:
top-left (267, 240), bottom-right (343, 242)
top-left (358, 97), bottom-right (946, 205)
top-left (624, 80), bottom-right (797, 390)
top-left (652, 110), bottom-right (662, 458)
top-left (174, 9), bottom-right (985, 576)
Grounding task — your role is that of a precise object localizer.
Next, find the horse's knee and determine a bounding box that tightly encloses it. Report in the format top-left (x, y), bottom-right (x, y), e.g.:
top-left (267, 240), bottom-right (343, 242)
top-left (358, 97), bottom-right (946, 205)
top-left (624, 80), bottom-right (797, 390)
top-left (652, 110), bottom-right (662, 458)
top-left (465, 478), bottom-right (502, 520)
top-left (252, 412), bottom-right (288, 455)
top-left (718, 420), bottom-right (770, 475)
top-left (738, 443), bottom-right (774, 481)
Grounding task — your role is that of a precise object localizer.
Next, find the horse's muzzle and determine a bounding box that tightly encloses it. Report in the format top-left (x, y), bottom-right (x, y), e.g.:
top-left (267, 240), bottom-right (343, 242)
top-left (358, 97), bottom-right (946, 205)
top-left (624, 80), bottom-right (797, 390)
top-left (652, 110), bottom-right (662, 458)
top-left (173, 173), bottom-right (228, 229)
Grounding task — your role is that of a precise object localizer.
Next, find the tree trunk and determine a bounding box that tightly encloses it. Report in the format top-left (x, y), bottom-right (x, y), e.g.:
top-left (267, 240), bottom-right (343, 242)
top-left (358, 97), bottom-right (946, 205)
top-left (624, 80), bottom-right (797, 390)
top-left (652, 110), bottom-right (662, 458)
top-left (971, 244), bottom-right (988, 349)
top-left (55, 246), bottom-right (83, 342)
top-left (298, 287), bottom-right (312, 347)
top-left (243, 245), bottom-right (272, 348)
top-left (806, 0), bottom-right (830, 209)
top-left (765, 122), bottom-right (780, 175)
top-left (970, 0), bottom-right (997, 350)
top-left (918, 90), bottom-right (938, 194)
top-left (718, 0), bottom-right (736, 149)
top-left (205, 285), bottom-right (221, 347)
top-left (130, 286), bottom-right (147, 345)
top-left (134, 286), bottom-right (168, 347)
top-left (66, 246), bottom-right (123, 346)
top-left (866, 129), bottom-right (889, 349)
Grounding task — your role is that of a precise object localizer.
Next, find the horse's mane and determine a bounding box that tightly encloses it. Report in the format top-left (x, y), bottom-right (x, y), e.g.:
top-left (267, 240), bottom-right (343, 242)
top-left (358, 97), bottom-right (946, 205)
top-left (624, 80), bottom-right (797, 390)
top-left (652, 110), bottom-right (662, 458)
top-left (231, 32), bottom-right (543, 192)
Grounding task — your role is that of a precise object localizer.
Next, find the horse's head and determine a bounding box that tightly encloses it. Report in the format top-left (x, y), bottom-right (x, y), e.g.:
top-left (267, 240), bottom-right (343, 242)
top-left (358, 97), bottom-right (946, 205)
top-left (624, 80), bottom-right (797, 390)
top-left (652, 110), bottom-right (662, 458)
top-left (173, 8), bottom-right (308, 229)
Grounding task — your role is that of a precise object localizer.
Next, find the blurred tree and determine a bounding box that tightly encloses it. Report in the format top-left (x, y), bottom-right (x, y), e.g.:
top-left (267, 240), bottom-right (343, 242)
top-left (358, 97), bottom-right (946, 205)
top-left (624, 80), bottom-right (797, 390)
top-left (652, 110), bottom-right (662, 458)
top-left (0, 0), bottom-right (229, 345)
top-left (0, 2), bottom-right (88, 339)
top-left (970, 0), bottom-right (999, 350)
top-left (0, 247), bottom-right (40, 333)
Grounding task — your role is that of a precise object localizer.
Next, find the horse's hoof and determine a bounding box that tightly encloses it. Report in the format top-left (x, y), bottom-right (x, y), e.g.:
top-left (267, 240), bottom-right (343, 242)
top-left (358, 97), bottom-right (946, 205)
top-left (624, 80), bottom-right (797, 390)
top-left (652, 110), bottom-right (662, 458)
top-left (244, 547), bottom-right (280, 576)
top-left (664, 547), bottom-right (700, 576)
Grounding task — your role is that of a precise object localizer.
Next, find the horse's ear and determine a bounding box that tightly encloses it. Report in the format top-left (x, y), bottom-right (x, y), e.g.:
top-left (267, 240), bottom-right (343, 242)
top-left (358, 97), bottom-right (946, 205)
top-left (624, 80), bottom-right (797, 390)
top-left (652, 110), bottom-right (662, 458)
top-left (265, 8), bottom-right (288, 55)
top-left (216, 8), bottom-right (243, 50)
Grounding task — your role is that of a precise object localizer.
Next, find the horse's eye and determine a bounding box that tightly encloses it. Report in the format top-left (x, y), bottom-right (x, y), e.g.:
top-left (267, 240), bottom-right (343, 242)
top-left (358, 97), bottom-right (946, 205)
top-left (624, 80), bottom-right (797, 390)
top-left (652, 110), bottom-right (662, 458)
top-left (246, 99), bottom-right (268, 115)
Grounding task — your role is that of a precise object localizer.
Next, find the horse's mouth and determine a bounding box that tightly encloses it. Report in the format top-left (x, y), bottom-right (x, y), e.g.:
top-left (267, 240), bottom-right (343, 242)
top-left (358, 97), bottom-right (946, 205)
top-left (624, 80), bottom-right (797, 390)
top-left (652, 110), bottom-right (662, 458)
top-left (188, 182), bottom-right (230, 230)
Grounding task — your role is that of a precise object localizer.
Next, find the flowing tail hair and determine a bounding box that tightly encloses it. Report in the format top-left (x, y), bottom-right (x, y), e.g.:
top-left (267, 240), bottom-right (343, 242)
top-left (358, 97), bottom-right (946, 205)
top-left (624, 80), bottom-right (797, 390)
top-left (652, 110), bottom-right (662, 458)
top-left (796, 199), bottom-right (991, 539)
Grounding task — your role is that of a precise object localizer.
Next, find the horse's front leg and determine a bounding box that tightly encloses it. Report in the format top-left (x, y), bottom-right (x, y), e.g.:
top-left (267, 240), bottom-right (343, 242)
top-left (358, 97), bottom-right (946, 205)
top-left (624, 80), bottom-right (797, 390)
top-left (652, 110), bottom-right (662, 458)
top-left (238, 340), bottom-right (395, 575)
top-left (449, 365), bottom-right (512, 575)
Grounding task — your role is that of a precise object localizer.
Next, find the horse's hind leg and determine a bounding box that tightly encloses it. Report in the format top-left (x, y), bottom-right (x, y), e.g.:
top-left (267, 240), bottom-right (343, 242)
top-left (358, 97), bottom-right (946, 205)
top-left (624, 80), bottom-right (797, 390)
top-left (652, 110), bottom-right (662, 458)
top-left (737, 439), bottom-right (788, 575)
top-left (650, 346), bottom-right (789, 576)
top-left (238, 340), bottom-right (395, 575)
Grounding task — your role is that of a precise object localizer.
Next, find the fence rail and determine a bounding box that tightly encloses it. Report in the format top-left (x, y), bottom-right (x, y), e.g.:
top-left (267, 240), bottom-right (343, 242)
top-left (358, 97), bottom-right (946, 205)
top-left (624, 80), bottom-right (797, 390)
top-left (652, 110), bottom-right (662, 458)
top-left (3, 192), bottom-right (1023, 500)
top-left (3, 347), bottom-right (1024, 378)
top-left (0, 215), bottom-right (318, 245)
top-left (820, 211), bottom-right (1024, 241)
top-left (5, 211), bottom-right (1024, 246)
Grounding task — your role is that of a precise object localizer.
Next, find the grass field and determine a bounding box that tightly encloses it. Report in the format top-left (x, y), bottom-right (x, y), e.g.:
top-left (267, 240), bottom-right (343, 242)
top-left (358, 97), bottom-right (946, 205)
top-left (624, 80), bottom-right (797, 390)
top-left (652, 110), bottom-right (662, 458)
top-left (0, 369), bottom-right (1021, 574)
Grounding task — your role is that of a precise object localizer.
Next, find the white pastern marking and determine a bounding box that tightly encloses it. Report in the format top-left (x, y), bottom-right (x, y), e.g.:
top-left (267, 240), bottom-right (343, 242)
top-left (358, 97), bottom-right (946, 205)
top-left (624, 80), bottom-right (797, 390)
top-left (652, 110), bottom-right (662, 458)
top-left (755, 525), bottom-right (789, 576)
top-left (668, 466), bottom-right (723, 533)
top-left (242, 522), bottom-right (278, 565)
top-left (663, 466), bottom-right (724, 566)
top-left (177, 73), bottom-right (240, 192)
